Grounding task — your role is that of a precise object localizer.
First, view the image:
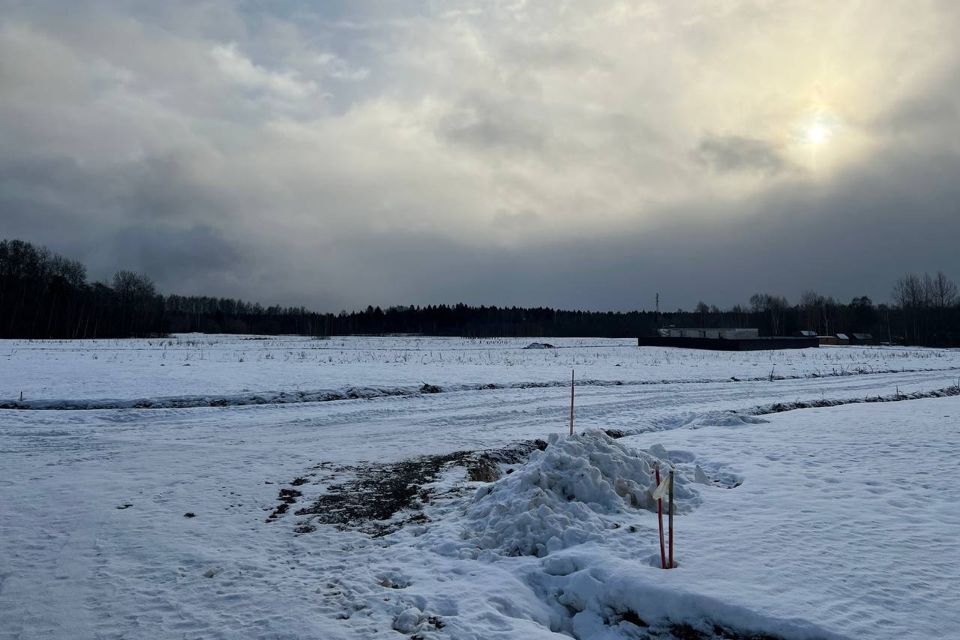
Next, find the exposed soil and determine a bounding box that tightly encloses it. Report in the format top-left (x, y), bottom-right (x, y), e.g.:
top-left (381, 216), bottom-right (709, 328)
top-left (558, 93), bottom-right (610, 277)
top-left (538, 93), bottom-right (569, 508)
top-left (660, 622), bottom-right (783, 640)
top-left (606, 610), bottom-right (786, 640)
top-left (266, 487), bottom-right (303, 521)
top-left (285, 439), bottom-right (548, 536)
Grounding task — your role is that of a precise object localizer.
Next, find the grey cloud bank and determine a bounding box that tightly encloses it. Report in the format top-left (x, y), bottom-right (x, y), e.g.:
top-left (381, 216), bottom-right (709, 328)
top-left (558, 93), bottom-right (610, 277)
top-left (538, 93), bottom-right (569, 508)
top-left (1, 1), bottom-right (958, 311)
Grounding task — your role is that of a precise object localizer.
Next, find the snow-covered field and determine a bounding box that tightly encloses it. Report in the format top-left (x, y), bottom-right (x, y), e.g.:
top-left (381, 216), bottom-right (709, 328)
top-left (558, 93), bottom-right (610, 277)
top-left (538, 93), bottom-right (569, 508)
top-left (1, 335), bottom-right (959, 639)
top-left (3, 334), bottom-right (959, 405)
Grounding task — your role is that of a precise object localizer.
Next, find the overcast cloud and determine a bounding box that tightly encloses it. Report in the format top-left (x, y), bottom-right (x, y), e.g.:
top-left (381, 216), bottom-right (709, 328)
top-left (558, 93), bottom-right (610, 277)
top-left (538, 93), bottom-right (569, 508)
top-left (1, 0), bottom-right (958, 311)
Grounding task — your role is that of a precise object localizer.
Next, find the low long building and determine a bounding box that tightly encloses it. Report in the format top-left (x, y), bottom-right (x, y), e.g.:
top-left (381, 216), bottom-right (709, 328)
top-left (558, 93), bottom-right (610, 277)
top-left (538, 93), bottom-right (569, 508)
top-left (638, 327), bottom-right (819, 351)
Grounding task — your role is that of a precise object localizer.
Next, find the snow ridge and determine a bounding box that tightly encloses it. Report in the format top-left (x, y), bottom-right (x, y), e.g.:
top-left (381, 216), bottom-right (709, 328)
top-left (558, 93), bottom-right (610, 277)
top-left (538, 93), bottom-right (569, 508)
top-left (751, 383), bottom-right (960, 415)
top-left (5, 367), bottom-right (959, 410)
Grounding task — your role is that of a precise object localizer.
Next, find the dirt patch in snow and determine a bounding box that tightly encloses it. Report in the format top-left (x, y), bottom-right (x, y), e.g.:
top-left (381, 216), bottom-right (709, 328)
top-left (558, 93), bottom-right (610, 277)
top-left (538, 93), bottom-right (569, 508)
top-left (287, 439), bottom-right (549, 536)
top-left (266, 487), bottom-right (303, 521)
top-left (603, 610), bottom-right (785, 640)
top-left (645, 621), bottom-right (784, 639)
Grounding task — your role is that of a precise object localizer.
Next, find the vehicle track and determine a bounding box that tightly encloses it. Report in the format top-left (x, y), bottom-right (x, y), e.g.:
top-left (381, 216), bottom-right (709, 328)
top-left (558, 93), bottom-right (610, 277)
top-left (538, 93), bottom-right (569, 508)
top-left (3, 364), bottom-right (959, 410)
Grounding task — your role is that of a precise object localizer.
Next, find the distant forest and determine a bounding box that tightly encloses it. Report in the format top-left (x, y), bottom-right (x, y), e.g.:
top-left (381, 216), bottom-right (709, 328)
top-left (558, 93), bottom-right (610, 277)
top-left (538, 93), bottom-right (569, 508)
top-left (2, 238), bottom-right (959, 345)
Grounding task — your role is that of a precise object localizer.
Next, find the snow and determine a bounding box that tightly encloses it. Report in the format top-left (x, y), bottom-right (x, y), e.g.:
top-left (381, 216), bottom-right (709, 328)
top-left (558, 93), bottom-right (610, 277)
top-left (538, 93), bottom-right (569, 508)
top-left (622, 399), bottom-right (960, 639)
top-left (462, 432), bottom-right (697, 558)
top-left (3, 334), bottom-right (958, 404)
top-left (2, 335), bottom-right (959, 639)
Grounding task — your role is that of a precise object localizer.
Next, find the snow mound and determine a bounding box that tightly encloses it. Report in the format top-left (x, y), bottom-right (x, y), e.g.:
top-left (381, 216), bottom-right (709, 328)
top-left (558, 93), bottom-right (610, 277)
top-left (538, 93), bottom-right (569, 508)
top-left (464, 430), bottom-right (698, 557)
top-left (522, 342), bottom-right (556, 349)
top-left (655, 410), bottom-right (769, 431)
top-left (538, 551), bottom-right (845, 640)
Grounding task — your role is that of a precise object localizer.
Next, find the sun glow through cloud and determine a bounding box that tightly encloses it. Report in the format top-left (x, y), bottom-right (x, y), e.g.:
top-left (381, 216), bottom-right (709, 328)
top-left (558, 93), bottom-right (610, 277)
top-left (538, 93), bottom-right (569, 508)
top-left (806, 122), bottom-right (830, 145)
top-left (787, 105), bottom-right (848, 171)
top-left (798, 104), bottom-right (839, 148)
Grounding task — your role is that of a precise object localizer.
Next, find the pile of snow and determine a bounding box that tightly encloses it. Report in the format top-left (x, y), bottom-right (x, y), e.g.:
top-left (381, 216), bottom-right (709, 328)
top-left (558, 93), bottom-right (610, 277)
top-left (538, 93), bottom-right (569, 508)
top-left (535, 552), bottom-right (844, 640)
top-left (463, 431), bottom-right (699, 557)
top-left (654, 410), bottom-right (770, 431)
top-left (523, 342), bottom-right (556, 349)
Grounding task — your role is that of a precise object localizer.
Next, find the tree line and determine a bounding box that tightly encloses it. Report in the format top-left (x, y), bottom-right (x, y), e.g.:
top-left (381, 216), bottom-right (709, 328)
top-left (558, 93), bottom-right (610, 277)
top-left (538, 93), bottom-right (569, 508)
top-left (1, 238), bottom-right (958, 345)
top-left (0, 239), bottom-right (321, 339)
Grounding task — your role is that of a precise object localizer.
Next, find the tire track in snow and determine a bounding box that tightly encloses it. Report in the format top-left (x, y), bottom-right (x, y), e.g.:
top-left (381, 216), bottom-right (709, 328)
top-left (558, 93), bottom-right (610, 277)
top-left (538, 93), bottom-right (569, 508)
top-left (4, 364), bottom-right (959, 411)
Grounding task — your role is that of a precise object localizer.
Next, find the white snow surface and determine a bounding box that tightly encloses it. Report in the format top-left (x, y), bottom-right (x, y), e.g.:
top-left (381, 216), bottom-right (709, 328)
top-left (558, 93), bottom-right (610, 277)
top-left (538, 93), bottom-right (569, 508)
top-left (462, 432), bottom-right (698, 558)
top-left (2, 334), bottom-right (959, 404)
top-left (1, 335), bottom-right (959, 639)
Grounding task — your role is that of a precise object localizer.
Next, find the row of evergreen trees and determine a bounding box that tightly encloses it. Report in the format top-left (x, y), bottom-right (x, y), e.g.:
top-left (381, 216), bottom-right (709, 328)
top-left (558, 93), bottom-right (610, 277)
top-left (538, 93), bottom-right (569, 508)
top-left (2, 238), bottom-right (958, 345)
top-left (0, 239), bottom-right (321, 339)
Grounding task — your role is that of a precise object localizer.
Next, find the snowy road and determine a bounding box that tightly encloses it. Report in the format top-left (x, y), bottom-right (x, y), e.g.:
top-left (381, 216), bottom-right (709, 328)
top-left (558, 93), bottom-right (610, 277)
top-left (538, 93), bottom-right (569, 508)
top-left (1, 337), bottom-right (959, 639)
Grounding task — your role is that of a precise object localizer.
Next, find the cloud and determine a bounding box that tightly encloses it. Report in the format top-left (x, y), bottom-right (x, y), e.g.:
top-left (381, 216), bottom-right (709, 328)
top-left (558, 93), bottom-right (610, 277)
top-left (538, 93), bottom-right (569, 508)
top-left (109, 225), bottom-right (243, 291)
top-left (1, 1), bottom-right (958, 310)
top-left (322, 138), bottom-right (960, 311)
top-left (438, 95), bottom-right (547, 152)
top-left (695, 134), bottom-right (787, 176)
top-left (211, 43), bottom-right (318, 103)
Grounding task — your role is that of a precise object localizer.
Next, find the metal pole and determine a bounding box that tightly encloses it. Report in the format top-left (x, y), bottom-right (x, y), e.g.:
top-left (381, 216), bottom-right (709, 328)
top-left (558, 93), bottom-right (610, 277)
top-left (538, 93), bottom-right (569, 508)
top-left (668, 470), bottom-right (675, 569)
top-left (569, 369), bottom-right (575, 436)
top-left (656, 465), bottom-right (666, 569)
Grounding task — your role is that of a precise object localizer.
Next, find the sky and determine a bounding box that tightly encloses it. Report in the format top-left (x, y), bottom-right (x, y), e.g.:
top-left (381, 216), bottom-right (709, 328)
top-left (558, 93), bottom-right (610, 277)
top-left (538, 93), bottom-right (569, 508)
top-left (1, 0), bottom-right (958, 312)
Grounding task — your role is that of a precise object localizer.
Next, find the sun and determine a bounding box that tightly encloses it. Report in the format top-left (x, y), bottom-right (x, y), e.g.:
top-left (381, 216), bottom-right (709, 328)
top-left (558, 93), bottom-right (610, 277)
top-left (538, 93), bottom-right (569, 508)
top-left (788, 107), bottom-right (844, 171)
top-left (805, 122), bottom-right (830, 145)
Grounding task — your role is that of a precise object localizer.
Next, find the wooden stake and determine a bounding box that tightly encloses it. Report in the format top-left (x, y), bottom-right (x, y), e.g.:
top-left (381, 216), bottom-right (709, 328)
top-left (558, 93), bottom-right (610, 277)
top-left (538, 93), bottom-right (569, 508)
top-left (668, 470), bottom-right (675, 569)
top-left (655, 465), bottom-right (666, 569)
top-left (569, 369), bottom-right (575, 436)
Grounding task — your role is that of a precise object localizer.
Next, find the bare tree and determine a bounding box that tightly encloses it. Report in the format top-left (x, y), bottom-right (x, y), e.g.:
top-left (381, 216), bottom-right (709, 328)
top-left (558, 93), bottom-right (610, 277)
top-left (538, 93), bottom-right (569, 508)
top-left (893, 272), bottom-right (940, 344)
top-left (892, 273), bottom-right (925, 309)
top-left (930, 271), bottom-right (957, 309)
top-left (112, 271), bottom-right (156, 301)
top-left (750, 292), bottom-right (789, 335)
